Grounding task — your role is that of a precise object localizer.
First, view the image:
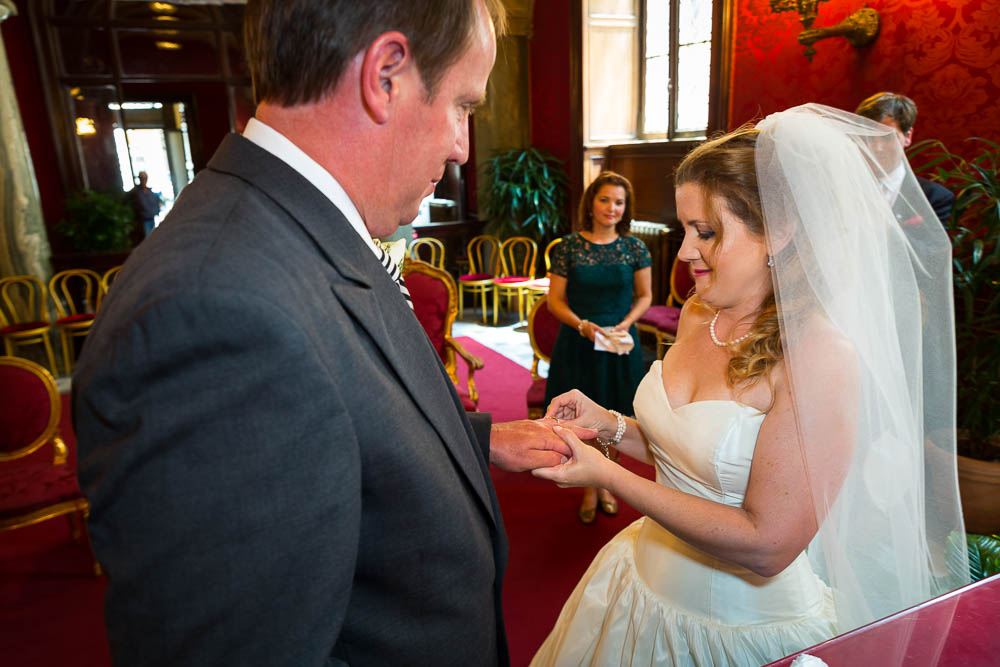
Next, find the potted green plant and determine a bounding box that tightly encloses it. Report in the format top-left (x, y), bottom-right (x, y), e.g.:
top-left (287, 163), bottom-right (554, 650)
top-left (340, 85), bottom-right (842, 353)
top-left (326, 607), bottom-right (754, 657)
top-left (57, 189), bottom-right (135, 254)
top-left (910, 137), bottom-right (1000, 533)
top-left (481, 147), bottom-right (569, 244)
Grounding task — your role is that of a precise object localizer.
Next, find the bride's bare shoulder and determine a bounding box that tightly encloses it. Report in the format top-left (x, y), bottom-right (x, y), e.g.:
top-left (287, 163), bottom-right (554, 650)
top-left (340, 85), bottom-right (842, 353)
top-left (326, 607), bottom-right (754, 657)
top-left (785, 314), bottom-right (859, 392)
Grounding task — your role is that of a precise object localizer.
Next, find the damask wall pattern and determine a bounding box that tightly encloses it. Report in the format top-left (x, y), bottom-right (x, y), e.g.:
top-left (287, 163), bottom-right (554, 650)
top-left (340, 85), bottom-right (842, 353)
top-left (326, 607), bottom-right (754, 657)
top-left (730, 0), bottom-right (1000, 161)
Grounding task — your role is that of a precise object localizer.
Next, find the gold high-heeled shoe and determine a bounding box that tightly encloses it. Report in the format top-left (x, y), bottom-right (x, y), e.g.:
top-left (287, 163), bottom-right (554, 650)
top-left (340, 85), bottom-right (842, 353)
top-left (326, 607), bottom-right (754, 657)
top-left (598, 491), bottom-right (618, 516)
top-left (578, 504), bottom-right (596, 524)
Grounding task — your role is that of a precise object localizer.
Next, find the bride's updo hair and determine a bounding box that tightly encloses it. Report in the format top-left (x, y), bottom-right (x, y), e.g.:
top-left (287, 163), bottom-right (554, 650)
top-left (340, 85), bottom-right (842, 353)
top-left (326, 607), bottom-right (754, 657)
top-left (674, 126), bottom-right (783, 391)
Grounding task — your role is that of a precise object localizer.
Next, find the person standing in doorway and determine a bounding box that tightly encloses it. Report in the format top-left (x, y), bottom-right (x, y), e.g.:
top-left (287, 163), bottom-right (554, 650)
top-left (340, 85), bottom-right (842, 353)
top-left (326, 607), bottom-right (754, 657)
top-left (127, 170), bottom-right (162, 236)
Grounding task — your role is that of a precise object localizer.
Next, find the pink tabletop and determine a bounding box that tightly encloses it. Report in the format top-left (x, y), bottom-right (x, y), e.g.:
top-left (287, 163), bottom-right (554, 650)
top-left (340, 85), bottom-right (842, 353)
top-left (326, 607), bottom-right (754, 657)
top-left (767, 574), bottom-right (1000, 666)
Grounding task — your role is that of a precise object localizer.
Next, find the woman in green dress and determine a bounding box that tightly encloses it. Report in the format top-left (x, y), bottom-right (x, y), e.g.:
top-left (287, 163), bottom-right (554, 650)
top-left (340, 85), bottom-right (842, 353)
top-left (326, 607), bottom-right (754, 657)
top-left (545, 171), bottom-right (652, 523)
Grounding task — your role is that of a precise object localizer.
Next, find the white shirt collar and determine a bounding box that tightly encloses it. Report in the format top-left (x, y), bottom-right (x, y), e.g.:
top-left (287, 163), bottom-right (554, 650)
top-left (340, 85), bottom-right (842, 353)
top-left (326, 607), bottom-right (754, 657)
top-left (242, 118), bottom-right (378, 256)
top-left (882, 161), bottom-right (907, 203)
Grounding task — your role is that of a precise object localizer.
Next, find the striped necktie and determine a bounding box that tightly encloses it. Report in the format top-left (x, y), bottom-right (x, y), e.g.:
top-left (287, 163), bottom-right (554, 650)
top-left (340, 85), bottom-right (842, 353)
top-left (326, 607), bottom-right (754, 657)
top-left (373, 241), bottom-right (413, 310)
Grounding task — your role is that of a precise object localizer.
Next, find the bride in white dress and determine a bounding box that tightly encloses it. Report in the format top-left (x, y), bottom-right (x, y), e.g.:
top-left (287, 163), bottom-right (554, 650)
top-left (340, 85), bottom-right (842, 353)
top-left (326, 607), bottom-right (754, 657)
top-left (530, 105), bottom-right (968, 666)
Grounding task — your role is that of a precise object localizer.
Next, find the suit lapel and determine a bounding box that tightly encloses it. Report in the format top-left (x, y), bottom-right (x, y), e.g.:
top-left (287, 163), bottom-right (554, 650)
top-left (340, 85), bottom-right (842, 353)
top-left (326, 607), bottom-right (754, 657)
top-left (207, 135), bottom-right (496, 525)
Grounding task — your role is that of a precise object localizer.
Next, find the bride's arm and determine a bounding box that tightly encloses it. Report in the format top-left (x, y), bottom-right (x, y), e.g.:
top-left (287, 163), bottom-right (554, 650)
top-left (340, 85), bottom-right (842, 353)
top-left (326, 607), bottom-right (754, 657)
top-left (536, 336), bottom-right (858, 577)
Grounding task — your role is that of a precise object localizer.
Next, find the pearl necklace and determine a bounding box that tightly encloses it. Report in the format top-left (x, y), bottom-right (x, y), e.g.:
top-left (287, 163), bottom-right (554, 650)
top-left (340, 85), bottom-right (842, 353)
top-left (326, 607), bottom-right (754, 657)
top-left (709, 311), bottom-right (752, 347)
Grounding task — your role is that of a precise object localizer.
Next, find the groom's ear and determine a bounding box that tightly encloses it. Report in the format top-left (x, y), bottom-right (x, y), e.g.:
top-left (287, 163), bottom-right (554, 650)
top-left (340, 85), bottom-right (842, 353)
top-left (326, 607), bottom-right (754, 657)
top-left (359, 31), bottom-right (412, 125)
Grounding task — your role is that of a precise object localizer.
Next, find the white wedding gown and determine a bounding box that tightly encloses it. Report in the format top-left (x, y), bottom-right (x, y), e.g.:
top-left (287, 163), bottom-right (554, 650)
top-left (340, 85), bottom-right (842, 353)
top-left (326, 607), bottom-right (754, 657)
top-left (531, 361), bottom-right (837, 667)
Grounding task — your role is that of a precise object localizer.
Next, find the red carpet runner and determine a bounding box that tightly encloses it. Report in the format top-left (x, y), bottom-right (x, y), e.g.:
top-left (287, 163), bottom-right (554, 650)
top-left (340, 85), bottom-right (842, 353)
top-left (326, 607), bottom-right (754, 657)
top-left (0, 341), bottom-right (652, 667)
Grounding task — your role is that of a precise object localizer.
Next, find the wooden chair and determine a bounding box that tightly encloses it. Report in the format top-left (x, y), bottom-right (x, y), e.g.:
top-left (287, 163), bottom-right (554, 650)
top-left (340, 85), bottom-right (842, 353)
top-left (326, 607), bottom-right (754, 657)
top-left (458, 235), bottom-right (500, 325)
top-left (0, 276), bottom-right (58, 375)
top-left (408, 237), bottom-right (446, 270)
top-left (526, 295), bottom-right (561, 418)
top-left (523, 236), bottom-right (563, 313)
top-left (403, 259), bottom-right (485, 411)
top-left (48, 269), bottom-right (101, 376)
top-left (100, 265), bottom-right (123, 301)
top-left (493, 236), bottom-right (538, 324)
top-left (0, 356), bottom-right (100, 575)
top-left (636, 255), bottom-right (695, 358)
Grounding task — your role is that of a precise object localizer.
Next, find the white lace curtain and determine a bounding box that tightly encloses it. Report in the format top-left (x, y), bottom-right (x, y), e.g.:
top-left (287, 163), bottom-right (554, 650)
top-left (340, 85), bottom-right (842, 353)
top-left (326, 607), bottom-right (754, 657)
top-left (0, 0), bottom-right (52, 283)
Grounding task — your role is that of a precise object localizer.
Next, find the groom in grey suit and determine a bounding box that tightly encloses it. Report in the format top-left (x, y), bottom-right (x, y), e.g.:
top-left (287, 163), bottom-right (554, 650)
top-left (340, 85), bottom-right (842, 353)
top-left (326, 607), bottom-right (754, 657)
top-left (73, 2), bottom-right (582, 665)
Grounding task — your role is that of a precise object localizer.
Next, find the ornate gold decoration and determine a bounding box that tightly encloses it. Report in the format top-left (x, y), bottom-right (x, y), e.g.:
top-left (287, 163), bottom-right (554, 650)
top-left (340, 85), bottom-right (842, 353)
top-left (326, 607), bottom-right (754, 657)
top-left (770, 2), bottom-right (880, 61)
top-left (769, 0), bottom-right (829, 29)
top-left (402, 258), bottom-right (484, 408)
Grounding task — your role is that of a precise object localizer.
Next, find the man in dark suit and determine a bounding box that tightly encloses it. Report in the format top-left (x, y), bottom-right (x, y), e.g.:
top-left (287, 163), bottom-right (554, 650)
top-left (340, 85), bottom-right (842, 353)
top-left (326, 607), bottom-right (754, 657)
top-left (73, 2), bottom-right (586, 665)
top-left (855, 92), bottom-right (955, 227)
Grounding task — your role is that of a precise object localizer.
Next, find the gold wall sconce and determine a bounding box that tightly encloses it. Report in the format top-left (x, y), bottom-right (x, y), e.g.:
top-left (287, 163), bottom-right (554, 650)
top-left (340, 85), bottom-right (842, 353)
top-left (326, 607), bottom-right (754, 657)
top-left (769, 1), bottom-right (880, 61)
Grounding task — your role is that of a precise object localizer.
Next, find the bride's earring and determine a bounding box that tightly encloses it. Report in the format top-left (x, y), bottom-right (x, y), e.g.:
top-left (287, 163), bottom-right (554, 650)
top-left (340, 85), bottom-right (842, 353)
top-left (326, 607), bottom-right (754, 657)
top-left (767, 255), bottom-right (774, 267)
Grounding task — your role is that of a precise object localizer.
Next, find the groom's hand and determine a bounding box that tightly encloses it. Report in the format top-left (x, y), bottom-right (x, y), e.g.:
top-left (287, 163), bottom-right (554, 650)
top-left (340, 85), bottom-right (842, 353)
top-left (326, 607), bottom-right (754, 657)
top-left (489, 419), bottom-right (598, 472)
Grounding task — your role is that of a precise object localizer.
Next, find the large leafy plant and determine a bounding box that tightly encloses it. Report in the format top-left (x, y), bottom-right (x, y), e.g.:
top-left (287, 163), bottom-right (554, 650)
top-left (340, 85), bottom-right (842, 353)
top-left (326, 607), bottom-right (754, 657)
top-left (482, 147), bottom-right (569, 242)
top-left (910, 138), bottom-right (1000, 460)
top-left (58, 189), bottom-right (135, 253)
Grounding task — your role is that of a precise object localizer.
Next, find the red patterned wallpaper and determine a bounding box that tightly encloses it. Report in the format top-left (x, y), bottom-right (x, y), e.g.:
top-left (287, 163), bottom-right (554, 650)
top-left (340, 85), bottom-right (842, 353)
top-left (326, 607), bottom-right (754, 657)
top-left (730, 0), bottom-right (1000, 160)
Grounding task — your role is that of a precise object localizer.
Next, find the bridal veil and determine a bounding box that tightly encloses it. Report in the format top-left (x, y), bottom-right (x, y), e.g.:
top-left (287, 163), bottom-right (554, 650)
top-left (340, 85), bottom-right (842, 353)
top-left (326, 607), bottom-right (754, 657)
top-left (755, 104), bottom-right (969, 634)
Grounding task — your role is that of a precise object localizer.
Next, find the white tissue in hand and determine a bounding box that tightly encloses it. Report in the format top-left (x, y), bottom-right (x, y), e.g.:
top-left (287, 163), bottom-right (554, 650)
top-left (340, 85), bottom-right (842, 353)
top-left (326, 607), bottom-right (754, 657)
top-left (790, 655), bottom-right (828, 667)
top-left (593, 328), bottom-right (634, 355)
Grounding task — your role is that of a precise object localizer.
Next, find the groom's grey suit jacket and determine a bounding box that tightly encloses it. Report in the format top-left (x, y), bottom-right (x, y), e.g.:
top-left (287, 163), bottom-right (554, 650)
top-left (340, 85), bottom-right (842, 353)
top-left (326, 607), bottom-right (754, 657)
top-left (74, 134), bottom-right (509, 666)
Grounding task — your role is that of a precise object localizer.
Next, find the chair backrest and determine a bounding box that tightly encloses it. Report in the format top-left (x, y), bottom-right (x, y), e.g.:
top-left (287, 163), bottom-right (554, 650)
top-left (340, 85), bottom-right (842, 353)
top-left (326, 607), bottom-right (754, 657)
top-left (527, 295), bottom-right (561, 379)
top-left (0, 356), bottom-right (61, 461)
top-left (48, 269), bottom-right (102, 318)
top-left (543, 237), bottom-right (563, 272)
top-left (402, 258), bottom-right (457, 367)
top-left (100, 265), bottom-right (123, 300)
top-left (0, 275), bottom-right (50, 327)
top-left (669, 255), bottom-right (695, 306)
top-left (499, 236), bottom-right (538, 279)
top-left (466, 235), bottom-right (500, 275)
top-left (408, 237), bottom-right (446, 270)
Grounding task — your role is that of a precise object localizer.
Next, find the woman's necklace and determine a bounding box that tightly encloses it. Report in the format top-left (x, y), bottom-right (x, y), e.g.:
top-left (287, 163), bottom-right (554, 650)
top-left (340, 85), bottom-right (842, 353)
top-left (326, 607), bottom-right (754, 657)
top-left (709, 311), bottom-right (752, 347)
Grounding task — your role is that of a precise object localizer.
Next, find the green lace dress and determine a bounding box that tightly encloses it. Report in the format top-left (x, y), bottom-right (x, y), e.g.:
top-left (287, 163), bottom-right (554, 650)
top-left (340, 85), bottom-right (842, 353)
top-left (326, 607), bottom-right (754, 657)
top-left (544, 233), bottom-right (651, 415)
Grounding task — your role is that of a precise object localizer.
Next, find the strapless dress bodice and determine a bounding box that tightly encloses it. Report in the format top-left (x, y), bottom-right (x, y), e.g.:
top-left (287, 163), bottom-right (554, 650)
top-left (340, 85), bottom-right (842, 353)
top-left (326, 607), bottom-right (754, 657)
top-left (531, 362), bottom-right (836, 666)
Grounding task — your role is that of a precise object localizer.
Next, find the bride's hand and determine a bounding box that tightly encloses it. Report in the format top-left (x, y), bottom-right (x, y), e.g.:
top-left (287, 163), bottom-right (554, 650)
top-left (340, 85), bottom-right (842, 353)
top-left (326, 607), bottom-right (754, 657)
top-left (545, 389), bottom-right (618, 441)
top-left (531, 426), bottom-right (613, 488)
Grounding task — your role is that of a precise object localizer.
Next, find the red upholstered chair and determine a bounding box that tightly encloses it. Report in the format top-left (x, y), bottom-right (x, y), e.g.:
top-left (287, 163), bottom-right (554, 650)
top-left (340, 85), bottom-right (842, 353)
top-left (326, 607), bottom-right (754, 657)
top-left (526, 295), bottom-right (561, 419)
top-left (458, 235), bottom-right (500, 325)
top-left (637, 255), bottom-right (696, 359)
top-left (403, 259), bottom-right (485, 411)
top-left (0, 356), bottom-right (100, 575)
top-left (48, 269), bottom-right (101, 376)
top-left (0, 275), bottom-right (58, 375)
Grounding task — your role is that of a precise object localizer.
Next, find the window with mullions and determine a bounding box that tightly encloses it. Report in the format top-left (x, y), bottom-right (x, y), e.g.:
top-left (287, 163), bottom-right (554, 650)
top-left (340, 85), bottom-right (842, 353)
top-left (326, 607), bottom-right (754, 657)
top-left (583, 0), bottom-right (714, 146)
top-left (642, 0), bottom-right (713, 139)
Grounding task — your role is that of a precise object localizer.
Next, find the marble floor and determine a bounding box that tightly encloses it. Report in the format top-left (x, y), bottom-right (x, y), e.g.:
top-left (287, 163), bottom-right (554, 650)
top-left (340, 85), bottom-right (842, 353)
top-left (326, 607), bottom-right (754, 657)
top-left (453, 308), bottom-right (544, 374)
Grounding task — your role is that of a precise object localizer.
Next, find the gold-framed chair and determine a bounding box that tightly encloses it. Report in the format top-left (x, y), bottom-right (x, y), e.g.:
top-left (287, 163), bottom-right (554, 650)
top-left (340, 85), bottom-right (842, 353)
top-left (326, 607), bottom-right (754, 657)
top-left (100, 265), bottom-right (123, 301)
top-left (526, 295), bottom-right (561, 418)
top-left (408, 237), bottom-right (446, 270)
top-left (0, 356), bottom-right (100, 575)
top-left (0, 275), bottom-right (58, 375)
top-left (48, 269), bottom-right (101, 376)
top-left (636, 255), bottom-right (695, 359)
top-left (523, 236), bottom-right (564, 313)
top-left (403, 259), bottom-right (484, 410)
top-left (458, 234), bottom-right (500, 325)
top-left (493, 236), bottom-right (538, 324)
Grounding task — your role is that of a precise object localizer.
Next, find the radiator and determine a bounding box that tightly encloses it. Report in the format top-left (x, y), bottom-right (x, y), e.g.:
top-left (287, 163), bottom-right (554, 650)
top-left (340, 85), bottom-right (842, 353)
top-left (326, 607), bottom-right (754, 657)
top-left (629, 220), bottom-right (675, 306)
